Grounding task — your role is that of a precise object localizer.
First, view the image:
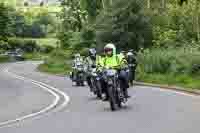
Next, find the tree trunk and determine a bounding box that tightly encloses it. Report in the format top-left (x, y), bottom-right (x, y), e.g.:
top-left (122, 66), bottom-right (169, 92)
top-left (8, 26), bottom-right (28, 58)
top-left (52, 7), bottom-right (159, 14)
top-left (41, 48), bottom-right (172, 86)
top-left (195, 0), bottom-right (200, 41)
top-left (147, 0), bottom-right (151, 9)
top-left (101, 0), bottom-right (105, 9)
top-left (161, 0), bottom-right (166, 9)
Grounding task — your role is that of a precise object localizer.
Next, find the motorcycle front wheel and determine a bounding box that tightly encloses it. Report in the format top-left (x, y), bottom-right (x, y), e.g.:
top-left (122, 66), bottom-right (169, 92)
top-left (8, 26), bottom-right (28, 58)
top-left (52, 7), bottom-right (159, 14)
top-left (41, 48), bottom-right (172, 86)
top-left (108, 86), bottom-right (117, 111)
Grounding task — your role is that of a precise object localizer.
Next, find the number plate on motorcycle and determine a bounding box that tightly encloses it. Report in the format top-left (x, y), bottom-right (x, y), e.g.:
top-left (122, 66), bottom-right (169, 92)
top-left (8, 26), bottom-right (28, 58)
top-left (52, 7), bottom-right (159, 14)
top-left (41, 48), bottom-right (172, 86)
top-left (108, 80), bottom-right (113, 84)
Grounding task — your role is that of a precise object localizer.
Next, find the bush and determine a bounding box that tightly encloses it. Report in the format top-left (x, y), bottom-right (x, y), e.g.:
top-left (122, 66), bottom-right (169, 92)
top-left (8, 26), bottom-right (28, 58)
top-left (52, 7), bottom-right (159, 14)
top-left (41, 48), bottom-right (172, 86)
top-left (138, 48), bottom-right (172, 73)
top-left (138, 47), bottom-right (200, 75)
top-left (49, 49), bottom-right (68, 59)
top-left (0, 55), bottom-right (9, 63)
top-left (22, 39), bottom-right (39, 52)
top-left (0, 39), bottom-right (9, 50)
top-left (95, 0), bottom-right (153, 51)
top-left (7, 38), bottom-right (39, 52)
top-left (40, 50), bottom-right (71, 74)
top-left (7, 38), bottom-right (24, 50)
top-left (79, 48), bottom-right (89, 57)
top-left (39, 45), bottom-right (54, 53)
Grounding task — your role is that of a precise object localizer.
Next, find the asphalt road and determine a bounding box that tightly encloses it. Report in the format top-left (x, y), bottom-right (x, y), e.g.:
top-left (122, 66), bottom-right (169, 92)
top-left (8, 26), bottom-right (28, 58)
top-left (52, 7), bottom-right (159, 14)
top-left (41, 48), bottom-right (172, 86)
top-left (0, 62), bottom-right (200, 133)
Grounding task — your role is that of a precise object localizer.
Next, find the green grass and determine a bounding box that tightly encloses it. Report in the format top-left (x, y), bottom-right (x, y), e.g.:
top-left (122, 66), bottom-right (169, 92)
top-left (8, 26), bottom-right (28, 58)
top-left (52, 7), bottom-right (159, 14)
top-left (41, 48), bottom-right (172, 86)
top-left (0, 55), bottom-right (9, 63)
top-left (10, 38), bottom-right (58, 47)
top-left (16, 5), bottom-right (62, 13)
top-left (137, 72), bottom-right (200, 90)
top-left (37, 49), bottom-right (72, 75)
top-left (24, 38), bottom-right (58, 47)
top-left (23, 52), bottom-right (49, 61)
top-left (38, 63), bottom-right (71, 75)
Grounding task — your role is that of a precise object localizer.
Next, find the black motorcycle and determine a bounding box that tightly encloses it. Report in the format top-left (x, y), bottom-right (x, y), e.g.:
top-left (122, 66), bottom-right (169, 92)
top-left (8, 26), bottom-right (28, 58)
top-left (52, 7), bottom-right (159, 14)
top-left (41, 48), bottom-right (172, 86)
top-left (104, 69), bottom-right (127, 111)
top-left (75, 63), bottom-right (85, 86)
top-left (90, 67), bottom-right (102, 99)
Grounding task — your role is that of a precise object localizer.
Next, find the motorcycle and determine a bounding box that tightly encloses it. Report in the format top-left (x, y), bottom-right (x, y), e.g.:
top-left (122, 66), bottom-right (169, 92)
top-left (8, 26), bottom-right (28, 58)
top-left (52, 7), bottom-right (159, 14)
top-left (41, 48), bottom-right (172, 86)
top-left (75, 62), bottom-right (85, 86)
top-left (104, 69), bottom-right (127, 111)
top-left (89, 67), bottom-right (102, 99)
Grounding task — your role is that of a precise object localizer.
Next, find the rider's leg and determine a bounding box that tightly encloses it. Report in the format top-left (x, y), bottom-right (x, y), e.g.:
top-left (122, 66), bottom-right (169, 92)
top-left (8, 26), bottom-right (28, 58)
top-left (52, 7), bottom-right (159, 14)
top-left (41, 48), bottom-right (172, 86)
top-left (119, 70), bottom-right (130, 98)
top-left (130, 67), bottom-right (135, 86)
top-left (86, 76), bottom-right (92, 89)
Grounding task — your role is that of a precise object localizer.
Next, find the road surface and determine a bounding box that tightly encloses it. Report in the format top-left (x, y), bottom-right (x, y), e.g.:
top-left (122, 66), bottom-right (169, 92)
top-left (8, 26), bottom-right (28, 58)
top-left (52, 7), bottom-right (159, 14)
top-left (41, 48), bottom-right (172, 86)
top-left (0, 62), bottom-right (200, 133)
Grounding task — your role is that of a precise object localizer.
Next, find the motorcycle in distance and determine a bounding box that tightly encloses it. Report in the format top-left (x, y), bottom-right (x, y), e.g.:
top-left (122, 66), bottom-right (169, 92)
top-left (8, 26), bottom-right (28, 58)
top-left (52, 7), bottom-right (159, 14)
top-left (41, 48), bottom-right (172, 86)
top-left (75, 62), bottom-right (85, 86)
top-left (103, 68), bottom-right (128, 111)
top-left (90, 66), bottom-right (102, 99)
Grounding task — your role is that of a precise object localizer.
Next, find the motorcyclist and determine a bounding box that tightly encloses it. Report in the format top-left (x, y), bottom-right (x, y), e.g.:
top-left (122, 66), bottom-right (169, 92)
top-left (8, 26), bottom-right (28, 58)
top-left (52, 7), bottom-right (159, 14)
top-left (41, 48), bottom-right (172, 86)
top-left (126, 49), bottom-right (137, 86)
top-left (85, 48), bottom-right (97, 89)
top-left (100, 43), bottom-right (130, 99)
top-left (118, 50), bottom-right (126, 61)
top-left (71, 53), bottom-right (84, 83)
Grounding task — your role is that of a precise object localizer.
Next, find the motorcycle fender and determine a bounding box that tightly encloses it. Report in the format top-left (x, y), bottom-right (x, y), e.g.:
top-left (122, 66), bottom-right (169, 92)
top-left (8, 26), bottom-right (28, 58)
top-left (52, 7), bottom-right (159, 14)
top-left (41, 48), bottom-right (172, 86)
top-left (108, 80), bottom-right (113, 85)
top-left (96, 77), bottom-right (100, 80)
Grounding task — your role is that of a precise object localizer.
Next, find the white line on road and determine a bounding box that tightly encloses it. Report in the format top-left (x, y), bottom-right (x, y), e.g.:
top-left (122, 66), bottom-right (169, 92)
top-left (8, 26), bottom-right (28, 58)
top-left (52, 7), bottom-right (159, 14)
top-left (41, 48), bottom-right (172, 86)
top-left (137, 85), bottom-right (200, 98)
top-left (0, 67), bottom-right (70, 128)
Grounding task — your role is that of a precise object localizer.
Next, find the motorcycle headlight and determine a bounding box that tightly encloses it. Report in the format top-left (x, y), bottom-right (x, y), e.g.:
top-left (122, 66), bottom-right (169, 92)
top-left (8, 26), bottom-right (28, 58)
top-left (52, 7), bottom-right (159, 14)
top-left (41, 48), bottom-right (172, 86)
top-left (106, 69), bottom-right (117, 76)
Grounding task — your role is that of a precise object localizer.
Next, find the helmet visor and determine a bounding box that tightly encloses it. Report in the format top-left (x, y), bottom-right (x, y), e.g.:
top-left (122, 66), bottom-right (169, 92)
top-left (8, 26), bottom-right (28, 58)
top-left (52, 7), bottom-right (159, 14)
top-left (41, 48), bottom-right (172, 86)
top-left (104, 48), bottom-right (113, 53)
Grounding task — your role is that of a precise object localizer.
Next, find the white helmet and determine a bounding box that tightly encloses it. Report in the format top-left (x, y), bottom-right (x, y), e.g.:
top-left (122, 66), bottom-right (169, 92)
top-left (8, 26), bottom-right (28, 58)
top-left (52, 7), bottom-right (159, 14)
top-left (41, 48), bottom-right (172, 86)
top-left (104, 43), bottom-right (116, 54)
top-left (75, 53), bottom-right (80, 58)
top-left (127, 52), bottom-right (133, 56)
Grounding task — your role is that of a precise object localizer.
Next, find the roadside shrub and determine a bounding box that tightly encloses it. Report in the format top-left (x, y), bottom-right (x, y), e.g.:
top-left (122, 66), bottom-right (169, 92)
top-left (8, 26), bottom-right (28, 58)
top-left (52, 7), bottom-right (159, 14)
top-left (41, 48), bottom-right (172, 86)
top-left (49, 50), bottom-right (68, 59)
top-left (40, 45), bottom-right (54, 53)
top-left (138, 47), bottom-right (200, 76)
top-left (7, 38), bottom-right (24, 50)
top-left (7, 38), bottom-right (40, 52)
top-left (79, 48), bottom-right (89, 57)
top-left (22, 40), bottom-right (38, 52)
top-left (138, 48), bottom-right (172, 73)
top-left (0, 55), bottom-right (9, 63)
top-left (0, 40), bottom-right (9, 50)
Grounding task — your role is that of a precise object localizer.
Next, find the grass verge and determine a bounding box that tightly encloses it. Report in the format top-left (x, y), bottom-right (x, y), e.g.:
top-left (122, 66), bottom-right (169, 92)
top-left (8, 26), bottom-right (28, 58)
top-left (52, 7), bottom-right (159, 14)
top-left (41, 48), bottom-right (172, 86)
top-left (137, 72), bottom-right (200, 90)
top-left (23, 52), bottom-right (49, 61)
top-left (37, 50), bottom-right (72, 75)
top-left (0, 55), bottom-right (9, 63)
top-left (22, 38), bottom-right (58, 47)
top-left (38, 63), bottom-right (71, 75)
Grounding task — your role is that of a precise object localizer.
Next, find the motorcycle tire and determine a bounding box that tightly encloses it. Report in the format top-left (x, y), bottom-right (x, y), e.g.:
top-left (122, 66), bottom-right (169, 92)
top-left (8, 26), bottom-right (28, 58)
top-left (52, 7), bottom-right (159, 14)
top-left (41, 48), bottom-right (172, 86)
top-left (108, 86), bottom-right (117, 111)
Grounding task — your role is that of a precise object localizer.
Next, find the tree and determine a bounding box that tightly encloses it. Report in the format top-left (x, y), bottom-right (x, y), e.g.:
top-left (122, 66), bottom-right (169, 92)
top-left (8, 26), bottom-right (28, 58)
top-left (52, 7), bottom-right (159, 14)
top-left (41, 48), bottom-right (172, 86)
top-left (24, 1), bottom-right (29, 6)
top-left (81, 0), bottom-right (102, 24)
top-left (0, 3), bottom-right (10, 40)
top-left (40, 1), bottom-right (44, 7)
top-left (95, 0), bottom-right (153, 51)
top-left (179, 0), bottom-right (188, 6)
top-left (60, 0), bottom-right (87, 32)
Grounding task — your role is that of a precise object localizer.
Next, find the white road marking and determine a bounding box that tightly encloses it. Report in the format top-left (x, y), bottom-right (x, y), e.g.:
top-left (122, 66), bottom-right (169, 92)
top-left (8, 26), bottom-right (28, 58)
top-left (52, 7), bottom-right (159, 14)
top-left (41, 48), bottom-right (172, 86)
top-left (0, 67), bottom-right (70, 128)
top-left (136, 85), bottom-right (200, 98)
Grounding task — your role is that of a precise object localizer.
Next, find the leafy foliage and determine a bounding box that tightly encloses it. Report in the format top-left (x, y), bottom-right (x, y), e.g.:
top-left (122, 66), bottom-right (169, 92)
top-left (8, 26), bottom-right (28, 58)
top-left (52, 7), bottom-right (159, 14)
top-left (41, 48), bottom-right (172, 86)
top-left (95, 0), bottom-right (153, 51)
top-left (0, 3), bottom-right (10, 39)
